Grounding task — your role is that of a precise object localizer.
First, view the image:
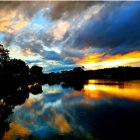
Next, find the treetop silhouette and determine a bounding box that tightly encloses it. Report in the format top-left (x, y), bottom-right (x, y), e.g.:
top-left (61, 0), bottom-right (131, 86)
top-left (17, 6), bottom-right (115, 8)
top-left (0, 44), bottom-right (9, 61)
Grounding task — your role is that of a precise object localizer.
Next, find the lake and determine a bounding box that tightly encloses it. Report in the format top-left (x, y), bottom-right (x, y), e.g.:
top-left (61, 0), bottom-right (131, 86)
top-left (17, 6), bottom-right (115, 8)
top-left (2, 79), bottom-right (140, 140)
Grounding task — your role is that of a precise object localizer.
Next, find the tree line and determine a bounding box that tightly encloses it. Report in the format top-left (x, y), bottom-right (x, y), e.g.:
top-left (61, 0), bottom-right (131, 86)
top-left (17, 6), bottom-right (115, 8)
top-left (0, 44), bottom-right (42, 82)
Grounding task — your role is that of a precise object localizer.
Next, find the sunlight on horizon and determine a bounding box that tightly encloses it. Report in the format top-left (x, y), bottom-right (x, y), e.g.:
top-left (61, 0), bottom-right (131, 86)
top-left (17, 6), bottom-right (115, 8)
top-left (79, 51), bottom-right (140, 70)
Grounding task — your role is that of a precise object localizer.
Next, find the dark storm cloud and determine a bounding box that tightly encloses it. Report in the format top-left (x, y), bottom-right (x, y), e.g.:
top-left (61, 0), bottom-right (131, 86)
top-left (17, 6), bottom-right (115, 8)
top-left (72, 2), bottom-right (140, 54)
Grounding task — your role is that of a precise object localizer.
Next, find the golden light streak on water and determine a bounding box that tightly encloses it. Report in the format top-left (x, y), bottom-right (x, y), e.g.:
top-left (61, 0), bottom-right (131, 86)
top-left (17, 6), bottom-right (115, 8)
top-left (83, 80), bottom-right (140, 100)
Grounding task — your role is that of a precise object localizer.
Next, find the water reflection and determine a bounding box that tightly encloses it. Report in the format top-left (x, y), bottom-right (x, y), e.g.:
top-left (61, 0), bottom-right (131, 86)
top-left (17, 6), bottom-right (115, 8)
top-left (84, 80), bottom-right (140, 100)
top-left (2, 80), bottom-right (140, 140)
top-left (3, 121), bottom-right (30, 140)
top-left (0, 83), bottom-right (43, 140)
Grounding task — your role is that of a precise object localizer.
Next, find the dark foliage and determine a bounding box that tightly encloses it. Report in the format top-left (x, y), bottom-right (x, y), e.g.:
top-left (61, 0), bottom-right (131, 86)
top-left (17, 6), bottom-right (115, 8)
top-left (85, 66), bottom-right (140, 80)
top-left (30, 65), bottom-right (42, 75)
top-left (0, 44), bottom-right (9, 61)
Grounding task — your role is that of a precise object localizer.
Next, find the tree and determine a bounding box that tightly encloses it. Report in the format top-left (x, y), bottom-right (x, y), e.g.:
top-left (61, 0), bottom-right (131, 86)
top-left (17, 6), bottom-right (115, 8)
top-left (30, 65), bottom-right (42, 75)
top-left (0, 44), bottom-right (9, 61)
top-left (9, 59), bottom-right (29, 75)
top-left (73, 66), bottom-right (84, 73)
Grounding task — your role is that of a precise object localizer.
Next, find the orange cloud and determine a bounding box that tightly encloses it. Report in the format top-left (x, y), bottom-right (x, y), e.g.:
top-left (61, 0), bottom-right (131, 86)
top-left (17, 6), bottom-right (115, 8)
top-left (78, 51), bottom-right (140, 70)
top-left (0, 11), bottom-right (29, 33)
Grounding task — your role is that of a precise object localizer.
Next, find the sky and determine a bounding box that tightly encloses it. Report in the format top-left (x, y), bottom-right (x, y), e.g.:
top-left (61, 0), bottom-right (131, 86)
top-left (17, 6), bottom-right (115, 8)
top-left (0, 1), bottom-right (140, 72)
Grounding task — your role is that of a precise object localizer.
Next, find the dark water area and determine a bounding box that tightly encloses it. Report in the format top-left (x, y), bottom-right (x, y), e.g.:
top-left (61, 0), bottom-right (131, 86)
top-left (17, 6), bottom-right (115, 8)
top-left (1, 79), bottom-right (140, 140)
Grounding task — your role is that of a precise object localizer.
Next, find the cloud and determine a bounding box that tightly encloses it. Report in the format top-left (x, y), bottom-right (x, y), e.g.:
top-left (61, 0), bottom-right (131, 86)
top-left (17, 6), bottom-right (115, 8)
top-left (78, 51), bottom-right (140, 70)
top-left (49, 1), bottom-right (102, 20)
top-left (0, 11), bottom-right (29, 34)
top-left (50, 21), bottom-right (70, 41)
top-left (0, 1), bottom-right (49, 19)
top-left (1, 1), bottom-right (140, 72)
top-left (15, 39), bottom-right (44, 54)
top-left (70, 2), bottom-right (140, 54)
top-left (0, 1), bottom-right (95, 21)
top-left (2, 33), bottom-right (14, 46)
top-left (9, 47), bottom-right (42, 62)
top-left (42, 51), bottom-right (62, 61)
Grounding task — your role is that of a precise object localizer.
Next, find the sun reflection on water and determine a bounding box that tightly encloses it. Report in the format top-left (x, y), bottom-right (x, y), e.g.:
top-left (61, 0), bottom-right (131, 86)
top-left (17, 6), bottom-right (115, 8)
top-left (83, 80), bottom-right (140, 100)
top-left (84, 84), bottom-right (96, 91)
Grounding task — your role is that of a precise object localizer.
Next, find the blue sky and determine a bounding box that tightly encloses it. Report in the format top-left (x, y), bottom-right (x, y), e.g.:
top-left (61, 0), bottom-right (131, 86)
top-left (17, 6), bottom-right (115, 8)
top-left (0, 1), bottom-right (140, 72)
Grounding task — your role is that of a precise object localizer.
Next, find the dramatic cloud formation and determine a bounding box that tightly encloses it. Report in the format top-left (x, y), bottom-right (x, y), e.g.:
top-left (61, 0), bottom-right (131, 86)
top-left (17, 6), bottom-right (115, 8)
top-left (71, 2), bottom-right (140, 51)
top-left (0, 1), bottom-right (140, 72)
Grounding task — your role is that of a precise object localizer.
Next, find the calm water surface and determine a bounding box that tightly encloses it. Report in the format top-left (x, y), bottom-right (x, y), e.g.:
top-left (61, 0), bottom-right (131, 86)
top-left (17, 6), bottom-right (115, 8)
top-left (2, 80), bottom-right (140, 140)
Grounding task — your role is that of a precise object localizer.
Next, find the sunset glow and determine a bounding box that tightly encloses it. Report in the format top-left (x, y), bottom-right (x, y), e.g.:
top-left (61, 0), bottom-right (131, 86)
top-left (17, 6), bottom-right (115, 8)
top-left (79, 51), bottom-right (140, 70)
top-left (0, 1), bottom-right (139, 72)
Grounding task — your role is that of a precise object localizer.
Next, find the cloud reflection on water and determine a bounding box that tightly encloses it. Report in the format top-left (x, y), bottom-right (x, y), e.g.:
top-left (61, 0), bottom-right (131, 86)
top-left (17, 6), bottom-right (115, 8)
top-left (2, 121), bottom-right (30, 140)
top-left (4, 80), bottom-right (140, 140)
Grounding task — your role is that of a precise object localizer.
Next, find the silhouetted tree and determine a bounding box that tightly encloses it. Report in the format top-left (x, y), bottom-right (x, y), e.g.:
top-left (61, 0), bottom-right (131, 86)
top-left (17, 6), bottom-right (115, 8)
top-left (30, 65), bottom-right (42, 75)
top-left (73, 66), bottom-right (84, 73)
top-left (9, 59), bottom-right (29, 75)
top-left (0, 44), bottom-right (9, 61)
